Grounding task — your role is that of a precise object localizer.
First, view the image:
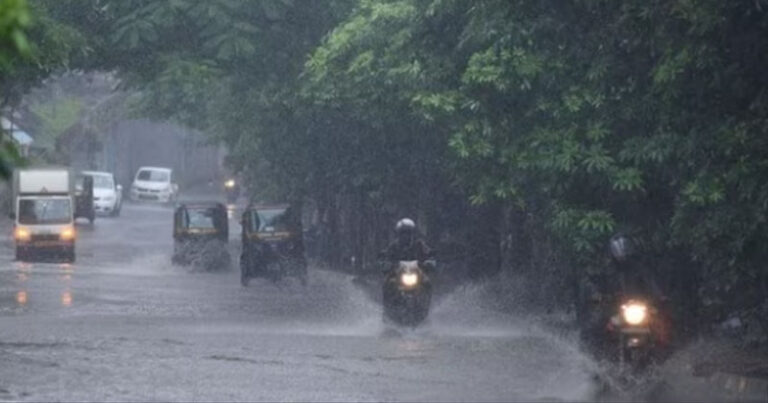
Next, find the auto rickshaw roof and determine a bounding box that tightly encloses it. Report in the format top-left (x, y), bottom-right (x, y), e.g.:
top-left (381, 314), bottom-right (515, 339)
top-left (178, 201), bottom-right (227, 210)
top-left (246, 203), bottom-right (290, 210)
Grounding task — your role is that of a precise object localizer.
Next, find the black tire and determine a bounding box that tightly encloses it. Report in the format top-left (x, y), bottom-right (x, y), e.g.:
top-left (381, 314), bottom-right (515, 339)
top-left (65, 248), bottom-right (76, 263)
top-left (240, 269), bottom-right (250, 287)
top-left (15, 248), bottom-right (26, 262)
top-left (240, 254), bottom-right (250, 286)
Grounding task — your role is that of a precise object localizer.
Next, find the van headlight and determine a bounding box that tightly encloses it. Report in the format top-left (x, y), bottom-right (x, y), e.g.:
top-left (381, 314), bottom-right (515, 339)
top-left (400, 272), bottom-right (419, 288)
top-left (621, 302), bottom-right (648, 325)
top-left (14, 227), bottom-right (31, 241)
top-left (60, 226), bottom-right (76, 241)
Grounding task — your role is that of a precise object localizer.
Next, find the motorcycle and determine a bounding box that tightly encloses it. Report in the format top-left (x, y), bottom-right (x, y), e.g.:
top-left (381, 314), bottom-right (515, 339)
top-left (609, 297), bottom-right (658, 374)
top-left (382, 260), bottom-right (433, 327)
top-left (224, 179), bottom-right (240, 204)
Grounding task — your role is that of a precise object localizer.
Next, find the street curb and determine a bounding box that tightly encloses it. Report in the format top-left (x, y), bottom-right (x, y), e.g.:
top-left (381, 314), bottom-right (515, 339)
top-left (708, 371), bottom-right (768, 401)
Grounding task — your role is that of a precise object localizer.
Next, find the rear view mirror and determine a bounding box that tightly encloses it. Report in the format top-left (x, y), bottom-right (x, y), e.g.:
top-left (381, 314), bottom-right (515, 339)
top-left (116, 184), bottom-right (123, 192)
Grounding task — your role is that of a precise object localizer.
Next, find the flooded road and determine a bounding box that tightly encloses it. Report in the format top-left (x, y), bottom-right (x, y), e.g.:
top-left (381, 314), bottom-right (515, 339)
top-left (0, 203), bottom-right (605, 401)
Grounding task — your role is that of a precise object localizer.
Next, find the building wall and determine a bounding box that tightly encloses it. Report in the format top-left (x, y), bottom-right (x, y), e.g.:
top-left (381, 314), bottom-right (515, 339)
top-left (104, 119), bottom-right (223, 188)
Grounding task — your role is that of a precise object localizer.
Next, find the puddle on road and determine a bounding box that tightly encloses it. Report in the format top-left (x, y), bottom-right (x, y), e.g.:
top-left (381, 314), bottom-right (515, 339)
top-left (0, 262), bottom-right (76, 310)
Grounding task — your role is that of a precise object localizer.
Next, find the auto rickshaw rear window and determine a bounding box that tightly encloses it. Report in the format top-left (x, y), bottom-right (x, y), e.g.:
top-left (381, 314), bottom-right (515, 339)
top-left (185, 208), bottom-right (217, 229)
top-left (251, 208), bottom-right (291, 232)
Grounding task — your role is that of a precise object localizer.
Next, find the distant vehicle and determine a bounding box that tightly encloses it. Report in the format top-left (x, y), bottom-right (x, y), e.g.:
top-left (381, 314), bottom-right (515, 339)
top-left (130, 166), bottom-right (178, 203)
top-left (240, 203), bottom-right (307, 286)
top-left (10, 168), bottom-right (76, 262)
top-left (74, 173), bottom-right (95, 224)
top-left (81, 170), bottom-right (123, 216)
top-left (223, 178), bottom-right (240, 204)
top-left (172, 201), bottom-right (230, 270)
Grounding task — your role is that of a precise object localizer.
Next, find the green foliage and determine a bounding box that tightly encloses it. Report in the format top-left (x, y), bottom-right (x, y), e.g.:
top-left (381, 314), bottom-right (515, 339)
top-left (28, 97), bottom-right (83, 149)
top-left (0, 0), bottom-right (31, 68)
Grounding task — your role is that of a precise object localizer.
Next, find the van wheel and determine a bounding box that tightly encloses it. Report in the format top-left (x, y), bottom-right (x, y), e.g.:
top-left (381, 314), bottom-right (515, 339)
top-left (240, 270), bottom-right (250, 287)
top-left (65, 249), bottom-right (76, 263)
top-left (15, 248), bottom-right (26, 262)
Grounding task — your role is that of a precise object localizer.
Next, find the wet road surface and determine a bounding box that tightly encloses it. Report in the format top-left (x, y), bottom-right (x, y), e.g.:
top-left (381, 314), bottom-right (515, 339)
top-left (0, 202), bottom-right (643, 401)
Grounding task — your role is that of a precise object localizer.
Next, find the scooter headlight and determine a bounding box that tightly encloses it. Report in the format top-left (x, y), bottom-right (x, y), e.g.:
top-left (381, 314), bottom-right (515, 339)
top-left (400, 272), bottom-right (419, 288)
top-left (621, 302), bottom-right (648, 325)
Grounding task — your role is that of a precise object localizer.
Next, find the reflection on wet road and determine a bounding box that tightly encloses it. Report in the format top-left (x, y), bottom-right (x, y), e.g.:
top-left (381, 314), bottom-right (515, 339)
top-left (0, 203), bottom-right (602, 401)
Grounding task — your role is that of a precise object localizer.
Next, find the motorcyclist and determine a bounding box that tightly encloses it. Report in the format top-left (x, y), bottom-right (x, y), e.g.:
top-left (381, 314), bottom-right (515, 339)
top-left (607, 232), bottom-right (671, 349)
top-left (379, 218), bottom-right (434, 269)
top-left (579, 232), bottom-right (668, 354)
top-left (609, 233), bottom-right (663, 300)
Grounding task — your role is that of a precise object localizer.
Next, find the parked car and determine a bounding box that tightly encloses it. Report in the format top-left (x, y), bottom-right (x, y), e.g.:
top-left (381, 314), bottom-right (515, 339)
top-left (81, 170), bottom-right (122, 216)
top-left (130, 166), bottom-right (178, 203)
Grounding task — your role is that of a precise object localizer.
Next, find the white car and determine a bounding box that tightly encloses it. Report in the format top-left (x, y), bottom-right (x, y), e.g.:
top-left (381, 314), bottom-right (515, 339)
top-left (81, 170), bottom-right (123, 216)
top-left (130, 166), bottom-right (178, 203)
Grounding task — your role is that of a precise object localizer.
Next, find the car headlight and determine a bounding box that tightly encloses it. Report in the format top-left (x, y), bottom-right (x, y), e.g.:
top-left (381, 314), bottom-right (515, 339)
top-left (400, 272), bottom-right (419, 287)
top-left (225, 179), bottom-right (235, 188)
top-left (621, 302), bottom-right (648, 325)
top-left (60, 226), bottom-right (76, 241)
top-left (14, 227), bottom-right (31, 241)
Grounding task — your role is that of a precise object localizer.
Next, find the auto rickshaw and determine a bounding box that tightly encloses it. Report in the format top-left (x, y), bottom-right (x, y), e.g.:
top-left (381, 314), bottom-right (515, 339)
top-left (172, 201), bottom-right (230, 270)
top-left (240, 203), bottom-right (307, 286)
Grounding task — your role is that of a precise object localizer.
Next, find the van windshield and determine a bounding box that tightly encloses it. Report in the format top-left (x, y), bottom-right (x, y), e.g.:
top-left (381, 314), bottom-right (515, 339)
top-left (18, 199), bottom-right (72, 225)
top-left (137, 170), bottom-right (169, 182)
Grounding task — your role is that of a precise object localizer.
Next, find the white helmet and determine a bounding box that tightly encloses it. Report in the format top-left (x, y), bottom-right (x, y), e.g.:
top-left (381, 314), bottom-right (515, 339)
top-left (395, 218), bottom-right (416, 234)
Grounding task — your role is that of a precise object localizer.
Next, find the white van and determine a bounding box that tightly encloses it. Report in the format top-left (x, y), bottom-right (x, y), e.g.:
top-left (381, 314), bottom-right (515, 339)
top-left (129, 166), bottom-right (178, 203)
top-left (11, 168), bottom-right (76, 262)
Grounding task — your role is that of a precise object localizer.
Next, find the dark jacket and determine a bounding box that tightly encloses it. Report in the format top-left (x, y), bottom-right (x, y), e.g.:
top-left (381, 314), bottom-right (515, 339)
top-left (379, 239), bottom-right (433, 263)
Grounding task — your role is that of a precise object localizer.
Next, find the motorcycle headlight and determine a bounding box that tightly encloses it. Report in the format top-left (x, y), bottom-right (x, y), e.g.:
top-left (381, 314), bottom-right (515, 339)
top-left (621, 302), bottom-right (648, 325)
top-left (225, 179), bottom-right (235, 188)
top-left (400, 272), bottom-right (419, 287)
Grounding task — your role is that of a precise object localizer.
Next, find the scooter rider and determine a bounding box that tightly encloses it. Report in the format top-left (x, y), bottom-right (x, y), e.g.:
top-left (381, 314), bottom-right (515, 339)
top-left (609, 233), bottom-right (663, 300)
top-left (579, 232), bottom-right (667, 354)
top-left (608, 232), bottom-right (671, 349)
top-left (379, 218), bottom-right (435, 269)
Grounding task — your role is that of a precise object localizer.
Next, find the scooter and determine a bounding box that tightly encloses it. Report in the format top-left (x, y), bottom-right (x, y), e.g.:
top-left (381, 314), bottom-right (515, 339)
top-left (382, 260), bottom-right (434, 327)
top-left (224, 179), bottom-right (240, 204)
